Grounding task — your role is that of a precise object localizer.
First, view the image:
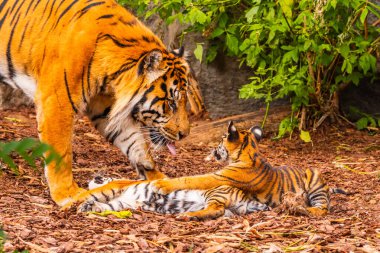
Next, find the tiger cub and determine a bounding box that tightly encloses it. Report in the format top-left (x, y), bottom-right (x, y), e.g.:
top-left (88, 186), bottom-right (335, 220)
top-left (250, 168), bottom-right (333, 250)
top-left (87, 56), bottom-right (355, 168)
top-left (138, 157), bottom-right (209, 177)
top-left (152, 121), bottom-right (348, 216)
top-left (79, 176), bottom-right (269, 220)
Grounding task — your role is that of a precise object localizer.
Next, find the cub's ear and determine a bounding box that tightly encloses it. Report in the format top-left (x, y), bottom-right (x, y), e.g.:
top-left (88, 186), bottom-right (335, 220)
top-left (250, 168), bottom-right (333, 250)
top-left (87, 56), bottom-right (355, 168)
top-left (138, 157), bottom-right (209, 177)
top-left (227, 121), bottom-right (239, 141)
top-left (138, 49), bottom-right (163, 76)
top-left (172, 46), bottom-right (185, 57)
top-left (250, 126), bottom-right (263, 142)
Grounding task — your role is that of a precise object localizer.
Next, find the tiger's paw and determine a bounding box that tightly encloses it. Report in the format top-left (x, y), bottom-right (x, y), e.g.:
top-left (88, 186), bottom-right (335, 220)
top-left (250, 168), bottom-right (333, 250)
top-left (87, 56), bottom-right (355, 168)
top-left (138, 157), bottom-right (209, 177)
top-left (177, 212), bottom-right (201, 221)
top-left (60, 189), bottom-right (91, 211)
top-left (306, 207), bottom-right (328, 216)
top-left (151, 179), bottom-right (179, 194)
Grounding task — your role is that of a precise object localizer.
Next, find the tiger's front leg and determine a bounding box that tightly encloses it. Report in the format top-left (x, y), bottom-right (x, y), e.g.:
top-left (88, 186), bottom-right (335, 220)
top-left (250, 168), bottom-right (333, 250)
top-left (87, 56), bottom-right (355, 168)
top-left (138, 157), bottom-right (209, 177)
top-left (87, 95), bottom-right (165, 180)
top-left (36, 86), bottom-right (86, 207)
top-left (152, 174), bottom-right (227, 194)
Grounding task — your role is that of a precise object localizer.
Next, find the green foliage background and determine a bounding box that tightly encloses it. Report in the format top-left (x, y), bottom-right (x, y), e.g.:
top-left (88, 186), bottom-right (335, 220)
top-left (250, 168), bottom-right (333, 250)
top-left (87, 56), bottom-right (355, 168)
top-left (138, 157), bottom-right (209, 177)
top-left (0, 139), bottom-right (61, 175)
top-left (118, 0), bottom-right (379, 135)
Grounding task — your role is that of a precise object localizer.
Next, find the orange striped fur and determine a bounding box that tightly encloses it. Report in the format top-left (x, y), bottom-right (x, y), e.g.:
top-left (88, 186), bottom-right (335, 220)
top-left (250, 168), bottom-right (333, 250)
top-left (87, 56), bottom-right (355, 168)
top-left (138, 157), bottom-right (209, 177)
top-left (0, 0), bottom-right (204, 207)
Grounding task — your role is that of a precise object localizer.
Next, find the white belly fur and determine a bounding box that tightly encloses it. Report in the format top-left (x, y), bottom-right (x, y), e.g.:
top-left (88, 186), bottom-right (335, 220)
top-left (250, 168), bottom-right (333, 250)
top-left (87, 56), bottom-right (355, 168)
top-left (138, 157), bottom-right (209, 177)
top-left (0, 60), bottom-right (36, 98)
top-left (12, 73), bottom-right (37, 98)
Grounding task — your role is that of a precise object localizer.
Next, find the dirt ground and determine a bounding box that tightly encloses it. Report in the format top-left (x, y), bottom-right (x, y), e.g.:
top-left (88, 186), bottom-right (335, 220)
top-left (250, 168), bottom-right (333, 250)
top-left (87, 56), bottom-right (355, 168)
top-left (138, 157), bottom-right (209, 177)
top-left (0, 107), bottom-right (379, 253)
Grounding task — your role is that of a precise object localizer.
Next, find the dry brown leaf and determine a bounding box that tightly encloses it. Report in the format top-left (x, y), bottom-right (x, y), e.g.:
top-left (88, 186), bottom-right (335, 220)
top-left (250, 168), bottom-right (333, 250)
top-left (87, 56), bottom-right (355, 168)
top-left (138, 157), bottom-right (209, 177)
top-left (84, 132), bottom-right (101, 140)
top-left (205, 243), bottom-right (226, 253)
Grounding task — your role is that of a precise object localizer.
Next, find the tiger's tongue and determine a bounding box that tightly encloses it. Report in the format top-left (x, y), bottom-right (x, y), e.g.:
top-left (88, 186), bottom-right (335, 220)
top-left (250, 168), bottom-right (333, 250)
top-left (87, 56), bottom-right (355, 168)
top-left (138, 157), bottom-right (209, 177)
top-left (166, 142), bottom-right (176, 156)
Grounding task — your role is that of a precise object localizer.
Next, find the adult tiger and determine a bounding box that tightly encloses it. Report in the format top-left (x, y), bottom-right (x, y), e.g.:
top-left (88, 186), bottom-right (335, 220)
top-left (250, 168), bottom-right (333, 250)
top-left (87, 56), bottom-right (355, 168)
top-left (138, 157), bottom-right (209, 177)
top-left (152, 122), bottom-right (348, 216)
top-left (0, 0), bottom-right (204, 207)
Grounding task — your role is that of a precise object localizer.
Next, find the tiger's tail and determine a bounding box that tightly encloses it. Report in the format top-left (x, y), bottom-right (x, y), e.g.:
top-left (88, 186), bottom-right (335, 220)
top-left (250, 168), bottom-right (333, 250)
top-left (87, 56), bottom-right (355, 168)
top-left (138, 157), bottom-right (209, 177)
top-left (330, 188), bottom-right (349, 195)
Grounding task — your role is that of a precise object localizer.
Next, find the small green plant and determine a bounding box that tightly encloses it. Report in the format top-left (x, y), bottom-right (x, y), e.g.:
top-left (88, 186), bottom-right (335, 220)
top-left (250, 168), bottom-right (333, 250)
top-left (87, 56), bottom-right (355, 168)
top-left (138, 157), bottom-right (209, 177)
top-left (349, 106), bottom-right (380, 131)
top-left (0, 138), bottom-right (62, 175)
top-left (118, 0), bottom-right (379, 138)
top-left (0, 228), bottom-right (29, 253)
top-left (0, 228), bottom-right (5, 253)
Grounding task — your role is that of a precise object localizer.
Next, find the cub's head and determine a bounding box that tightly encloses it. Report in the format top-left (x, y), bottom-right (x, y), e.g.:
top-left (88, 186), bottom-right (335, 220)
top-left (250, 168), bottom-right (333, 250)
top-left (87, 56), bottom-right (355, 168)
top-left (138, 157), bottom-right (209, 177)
top-left (213, 121), bottom-right (263, 163)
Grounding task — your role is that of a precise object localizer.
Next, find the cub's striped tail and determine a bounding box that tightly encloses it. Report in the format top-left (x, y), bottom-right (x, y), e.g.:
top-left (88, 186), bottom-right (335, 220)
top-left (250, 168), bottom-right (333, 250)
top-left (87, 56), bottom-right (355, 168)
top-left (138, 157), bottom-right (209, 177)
top-left (330, 188), bottom-right (349, 195)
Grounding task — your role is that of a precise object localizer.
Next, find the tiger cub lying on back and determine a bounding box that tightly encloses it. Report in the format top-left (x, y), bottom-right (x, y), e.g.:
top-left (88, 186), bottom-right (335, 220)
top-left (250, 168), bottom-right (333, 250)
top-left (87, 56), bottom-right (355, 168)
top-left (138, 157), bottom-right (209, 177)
top-left (80, 176), bottom-right (269, 219)
top-left (151, 121), bottom-right (347, 216)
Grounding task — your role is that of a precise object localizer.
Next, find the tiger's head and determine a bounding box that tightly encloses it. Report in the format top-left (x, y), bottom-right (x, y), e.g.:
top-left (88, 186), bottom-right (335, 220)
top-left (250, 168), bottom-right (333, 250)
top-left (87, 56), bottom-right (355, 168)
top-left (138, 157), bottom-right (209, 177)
top-left (106, 47), bottom-right (201, 155)
top-left (131, 48), bottom-right (197, 154)
top-left (213, 121), bottom-right (263, 163)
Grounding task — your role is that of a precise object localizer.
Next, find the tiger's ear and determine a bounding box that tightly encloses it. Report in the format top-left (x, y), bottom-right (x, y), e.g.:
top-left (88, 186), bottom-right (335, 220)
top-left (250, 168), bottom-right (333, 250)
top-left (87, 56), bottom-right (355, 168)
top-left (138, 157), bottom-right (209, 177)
top-left (250, 126), bottom-right (263, 142)
top-left (138, 49), bottom-right (163, 77)
top-left (172, 46), bottom-right (185, 57)
top-left (227, 121), bottom-right (239, 142)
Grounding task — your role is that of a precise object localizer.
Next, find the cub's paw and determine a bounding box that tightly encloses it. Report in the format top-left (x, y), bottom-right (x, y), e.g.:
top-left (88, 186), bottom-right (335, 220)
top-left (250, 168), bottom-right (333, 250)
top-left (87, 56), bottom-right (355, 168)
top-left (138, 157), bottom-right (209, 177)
top-left (79, 200), bottom-right (96, 212)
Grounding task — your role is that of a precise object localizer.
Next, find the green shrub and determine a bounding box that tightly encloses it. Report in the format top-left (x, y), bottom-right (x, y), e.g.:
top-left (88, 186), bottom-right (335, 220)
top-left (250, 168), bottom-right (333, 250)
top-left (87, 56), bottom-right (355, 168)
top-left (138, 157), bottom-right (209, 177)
top-left (0, 138), bottom-right (62, 175)
top-left (118, 0), bottom-right (379, 136)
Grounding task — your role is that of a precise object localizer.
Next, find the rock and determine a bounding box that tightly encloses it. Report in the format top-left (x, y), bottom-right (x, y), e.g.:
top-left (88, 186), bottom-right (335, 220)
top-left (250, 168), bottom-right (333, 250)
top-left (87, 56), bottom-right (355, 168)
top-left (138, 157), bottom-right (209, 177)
top-left (0, 82), bottom-right (32, 109)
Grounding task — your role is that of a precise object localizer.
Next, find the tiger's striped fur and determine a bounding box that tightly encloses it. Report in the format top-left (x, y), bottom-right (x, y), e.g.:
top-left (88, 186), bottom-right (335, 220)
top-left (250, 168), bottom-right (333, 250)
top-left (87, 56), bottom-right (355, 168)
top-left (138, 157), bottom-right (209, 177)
top-left (79, 176), bottom-right (269, 220)
top-left (0, 0), bottom-right (204, 207)
top-left (152, 122), bottom-right (347, 216)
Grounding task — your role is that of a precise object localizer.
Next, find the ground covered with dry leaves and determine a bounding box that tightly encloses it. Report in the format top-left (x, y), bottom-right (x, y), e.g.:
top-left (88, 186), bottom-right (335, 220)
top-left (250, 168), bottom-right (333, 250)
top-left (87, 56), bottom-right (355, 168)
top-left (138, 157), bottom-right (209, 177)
top-left (0, 107), bottom-right (379, 252)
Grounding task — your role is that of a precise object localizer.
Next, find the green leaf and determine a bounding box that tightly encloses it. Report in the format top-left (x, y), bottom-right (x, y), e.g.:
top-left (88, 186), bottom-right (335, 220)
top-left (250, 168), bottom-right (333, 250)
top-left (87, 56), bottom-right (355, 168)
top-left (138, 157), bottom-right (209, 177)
top-left (226, 33), bottom-right (239, 55)
top-left (346, 60), bottom-right (352, 74)
top-left (299, 130), bottom-right (311, 142)
top-left (218, 13), bottom-right (228, 28)
top-left (338, 44), bottom-right (350, 58)
top-left (277, 119), bottom-right (289, 138)
top-left (206, 45), bottom-right (218, 63)
top-left (359, 52), bottom-right (376, 74)
top-left (246, 6), bottom-right (259, 23)
top-left (279, 0), bottom-right (294, 18)
top-left (211, 27), bottom-right (224, 38)
top-left (194, 44), bottom-right (203, 63)
top-left (359, 54), bottom-right (371, 74)
top-left (367, 5), bottom-right (380, 19)
top-left (356, 117), bottom-right (368, 130)
top-left (239, 38), bottom-right (251, 51)
top-left (360, 8), bottom-right (368, 24)
top-left (304, 40), bottom-right (312, 51)
top-left (188, 8), bottom-right (208, 24)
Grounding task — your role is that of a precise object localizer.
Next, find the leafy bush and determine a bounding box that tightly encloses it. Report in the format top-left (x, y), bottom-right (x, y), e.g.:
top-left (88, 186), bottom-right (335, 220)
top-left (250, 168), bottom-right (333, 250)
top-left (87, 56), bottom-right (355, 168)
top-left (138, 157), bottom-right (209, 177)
top-left (349, 106), bottom-right (380, 130)
top-left (0, 138), bottom-right (61, 175)
top-left (118, 0), bottom-right (379, 136)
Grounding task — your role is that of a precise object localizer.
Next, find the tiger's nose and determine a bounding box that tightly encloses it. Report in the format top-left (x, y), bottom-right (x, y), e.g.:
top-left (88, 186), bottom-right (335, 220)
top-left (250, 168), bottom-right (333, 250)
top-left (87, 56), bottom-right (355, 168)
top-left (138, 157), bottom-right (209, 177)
top-left (178, 131), bottom-right (189, 140)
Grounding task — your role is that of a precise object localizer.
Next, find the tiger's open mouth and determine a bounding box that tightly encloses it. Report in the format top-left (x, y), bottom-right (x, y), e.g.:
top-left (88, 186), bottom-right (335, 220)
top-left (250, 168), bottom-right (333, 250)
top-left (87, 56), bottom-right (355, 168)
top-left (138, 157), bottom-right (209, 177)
top-left (149, 129), bottom-right (176, 156)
